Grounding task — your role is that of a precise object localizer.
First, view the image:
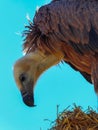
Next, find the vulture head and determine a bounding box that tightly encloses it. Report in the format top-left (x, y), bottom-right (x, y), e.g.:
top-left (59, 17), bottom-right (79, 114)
top-left (14, 48), bottom-right (64, 106)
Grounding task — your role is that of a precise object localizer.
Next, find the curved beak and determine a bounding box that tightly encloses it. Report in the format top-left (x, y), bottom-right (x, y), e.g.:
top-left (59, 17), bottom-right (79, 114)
top-left (20, 79), bottom-right (35, 107)
top-left (21, 90), bottom-right (35, 107)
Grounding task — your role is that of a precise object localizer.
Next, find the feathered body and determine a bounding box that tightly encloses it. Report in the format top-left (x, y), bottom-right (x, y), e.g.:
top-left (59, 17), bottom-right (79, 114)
top-left (14, 0), bottom-right (98, 106)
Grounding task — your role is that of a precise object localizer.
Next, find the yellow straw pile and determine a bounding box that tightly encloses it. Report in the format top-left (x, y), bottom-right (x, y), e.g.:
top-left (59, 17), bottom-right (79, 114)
top-left (50, 105), bottom-right (98, 130)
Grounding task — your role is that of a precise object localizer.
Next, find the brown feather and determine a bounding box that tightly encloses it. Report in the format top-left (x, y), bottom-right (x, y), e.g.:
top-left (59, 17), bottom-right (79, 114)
top-left (23, 0), bottom-right (98, 92)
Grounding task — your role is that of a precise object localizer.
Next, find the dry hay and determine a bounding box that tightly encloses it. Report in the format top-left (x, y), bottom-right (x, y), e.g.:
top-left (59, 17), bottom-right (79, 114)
top-left (49, 105), bottom-right (98, 130)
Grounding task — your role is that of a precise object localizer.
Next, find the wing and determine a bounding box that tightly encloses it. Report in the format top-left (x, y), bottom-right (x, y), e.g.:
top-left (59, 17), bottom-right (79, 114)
top-left (66, 61), bottom-right (92, 84)
top-left (79, 72), bottom-right (92, 84)
top-left (56, 0), bottom-right (98, 54)
top-left (33, 0), bottom-right (98, 54)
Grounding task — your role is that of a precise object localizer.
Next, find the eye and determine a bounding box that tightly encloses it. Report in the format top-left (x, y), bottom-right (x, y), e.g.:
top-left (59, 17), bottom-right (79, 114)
top-left (19, 73), bottom-right (27, 82)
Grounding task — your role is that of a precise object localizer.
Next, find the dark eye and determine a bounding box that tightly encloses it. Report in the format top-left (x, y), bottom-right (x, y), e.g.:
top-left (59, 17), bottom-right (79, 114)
top-left (19, 73), bottom-right (27, 82)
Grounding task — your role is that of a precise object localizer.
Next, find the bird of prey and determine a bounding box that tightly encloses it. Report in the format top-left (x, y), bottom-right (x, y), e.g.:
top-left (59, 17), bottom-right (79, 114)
top-left (14, 0), bottom-right (98, 107)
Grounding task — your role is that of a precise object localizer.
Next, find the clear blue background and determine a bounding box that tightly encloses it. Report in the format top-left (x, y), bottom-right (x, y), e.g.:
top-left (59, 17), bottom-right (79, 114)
top-left (0, 0), bottom-right (97, 130)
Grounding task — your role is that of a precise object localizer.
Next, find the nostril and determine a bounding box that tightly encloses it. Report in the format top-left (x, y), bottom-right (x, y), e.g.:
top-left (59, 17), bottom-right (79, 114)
top-left (21, 91), bottom-right (27, 97)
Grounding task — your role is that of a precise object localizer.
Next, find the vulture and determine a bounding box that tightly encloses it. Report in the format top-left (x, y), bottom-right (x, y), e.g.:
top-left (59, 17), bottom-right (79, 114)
top-left (14, 0), bottom-right (98, 107)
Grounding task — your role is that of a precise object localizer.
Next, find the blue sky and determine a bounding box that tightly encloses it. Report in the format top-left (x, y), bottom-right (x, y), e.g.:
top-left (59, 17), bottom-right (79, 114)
top-left (0, 0), bottom-right (97, 130)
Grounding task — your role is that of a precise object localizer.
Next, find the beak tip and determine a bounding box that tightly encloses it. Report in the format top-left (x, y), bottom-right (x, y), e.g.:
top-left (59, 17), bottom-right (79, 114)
top-left (23, 99), bottom-right (35, 107)
top-left (21, 91), bottom-right (35, 107)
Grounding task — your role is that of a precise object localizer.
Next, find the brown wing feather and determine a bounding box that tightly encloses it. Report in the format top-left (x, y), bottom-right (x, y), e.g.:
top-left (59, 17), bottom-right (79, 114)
top-left (23, 0), bottom-right (98, 92)
top-left (33, 0), bottom-right (98, 54)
